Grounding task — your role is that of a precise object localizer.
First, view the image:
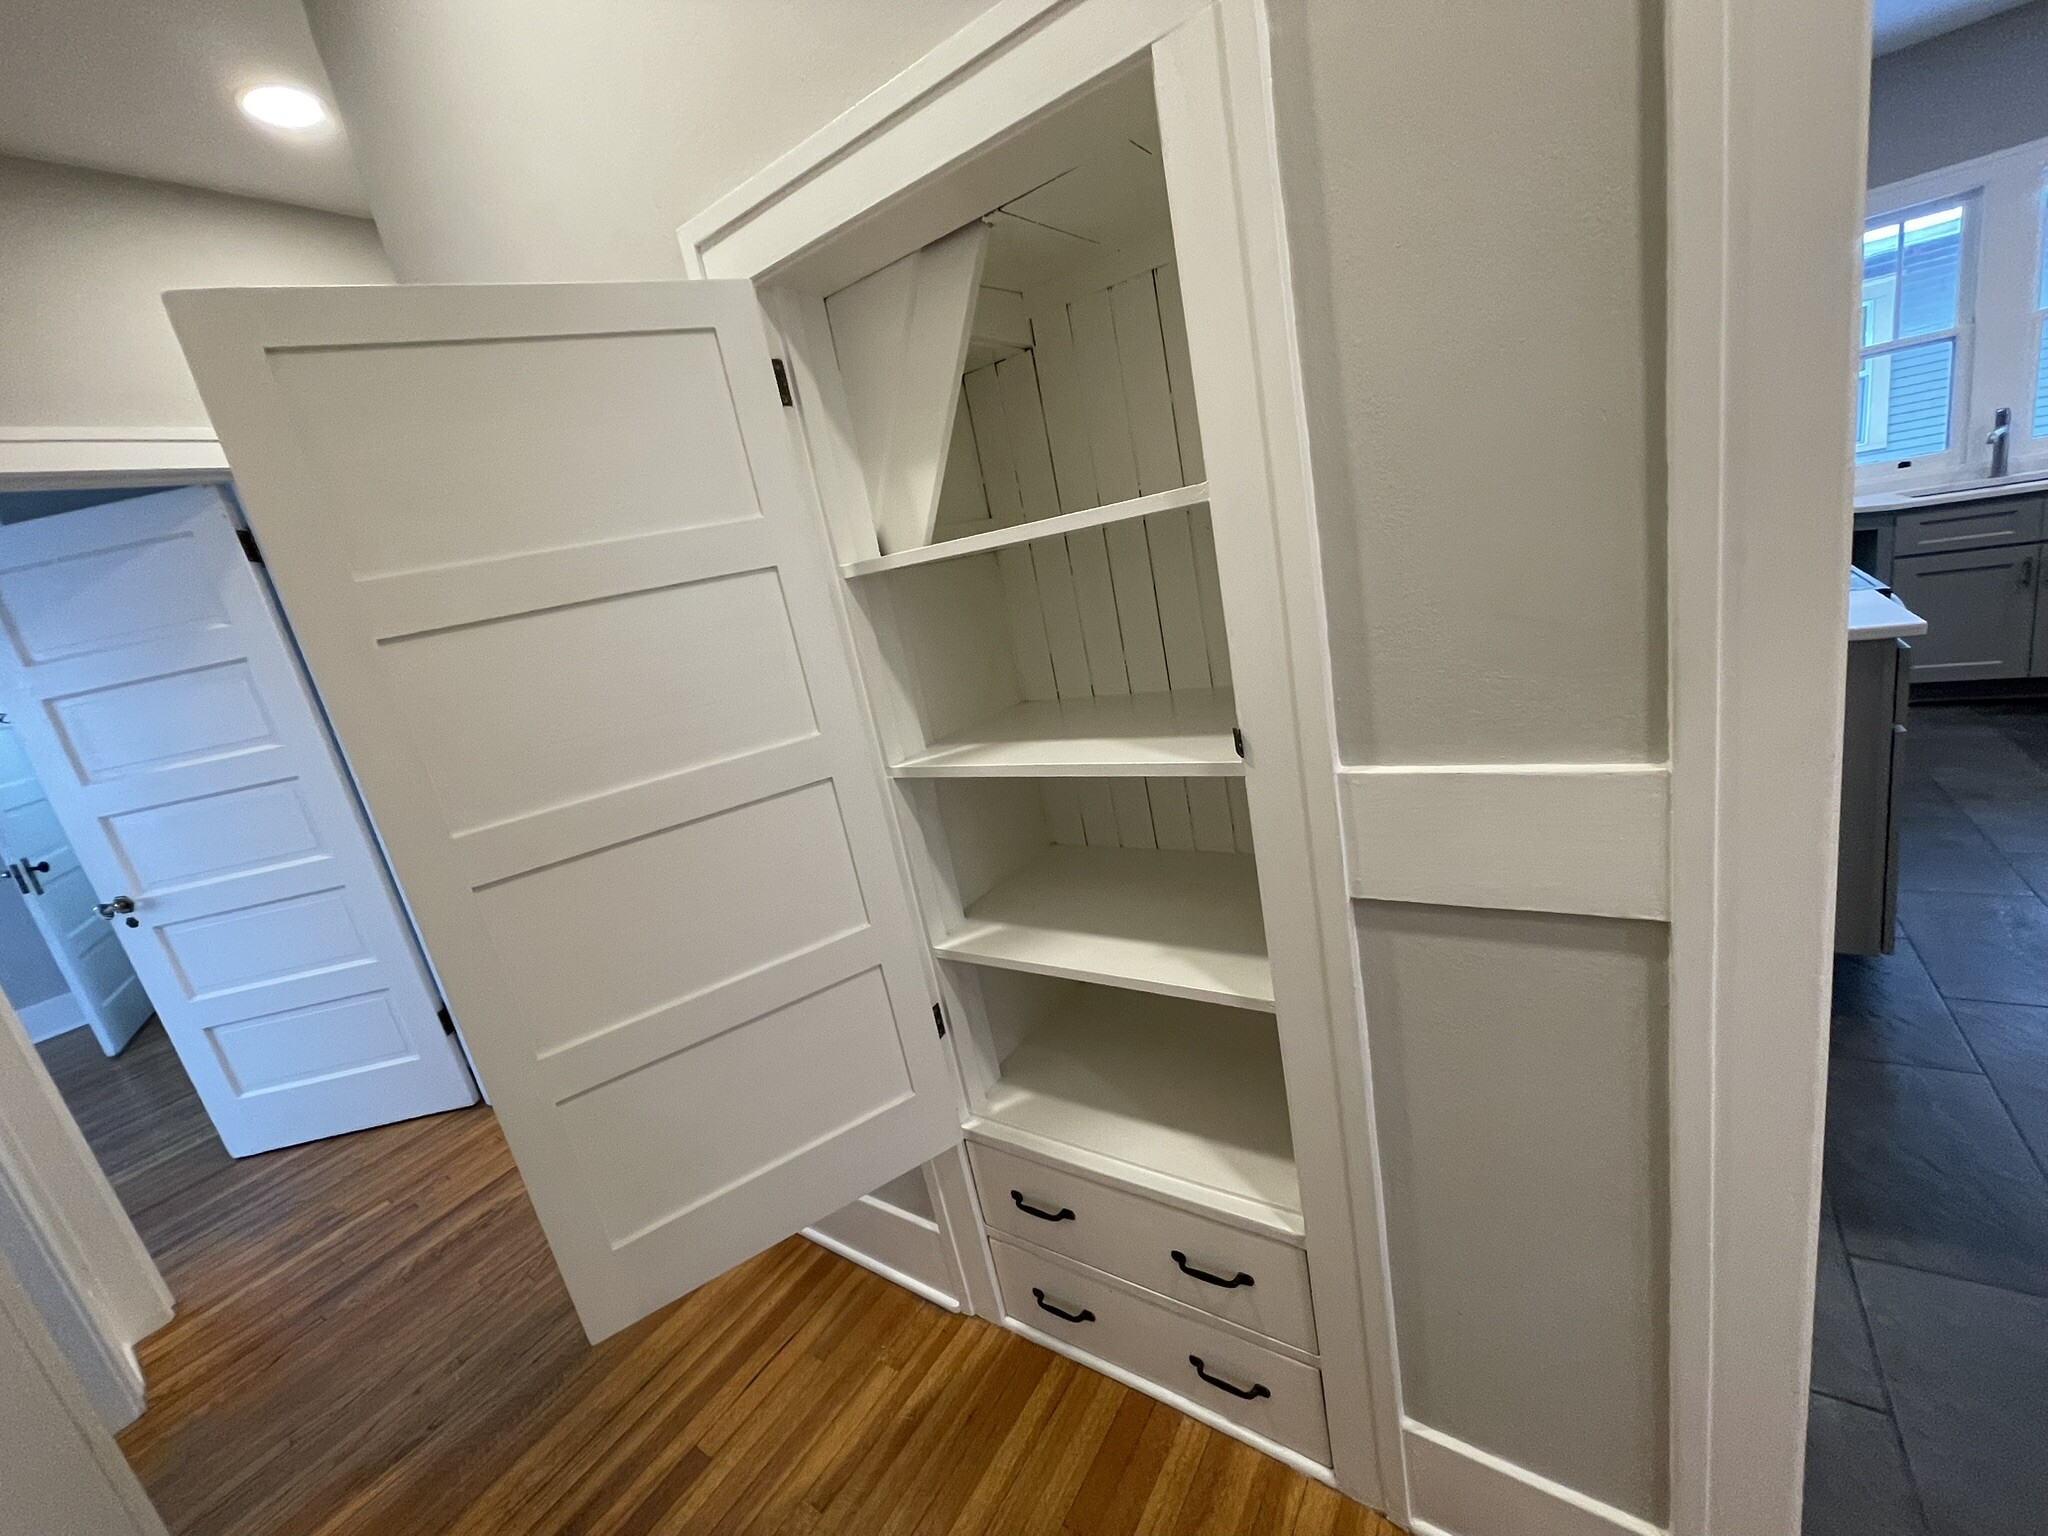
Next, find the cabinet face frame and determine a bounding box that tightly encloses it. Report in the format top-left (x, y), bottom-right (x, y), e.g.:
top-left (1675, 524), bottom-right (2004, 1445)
top-left (680, 0), bottom-right (1405, 1511)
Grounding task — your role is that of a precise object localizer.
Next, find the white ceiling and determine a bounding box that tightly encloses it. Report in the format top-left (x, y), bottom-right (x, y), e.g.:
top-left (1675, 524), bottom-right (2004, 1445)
top-left (0, 0), bottom-right (368, 216)
top-left (1872, 0), bottom-right (2035, 54)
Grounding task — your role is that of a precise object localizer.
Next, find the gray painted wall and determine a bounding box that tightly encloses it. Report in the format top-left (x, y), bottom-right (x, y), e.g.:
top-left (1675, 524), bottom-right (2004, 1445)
top-left (1869, 0), bottom-right (2048, 186)
top-left (1268, 0), bottom-right (1669, 1519)
top-left (0, 155), bottom-right (390, 436)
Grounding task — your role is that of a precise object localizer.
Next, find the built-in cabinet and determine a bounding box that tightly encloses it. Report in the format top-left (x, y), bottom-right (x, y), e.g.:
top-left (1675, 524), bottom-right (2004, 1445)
top-left (173, 41), bottom-right (1371, 1496)
top-left (1866, 495), bottom-right (2048, 682)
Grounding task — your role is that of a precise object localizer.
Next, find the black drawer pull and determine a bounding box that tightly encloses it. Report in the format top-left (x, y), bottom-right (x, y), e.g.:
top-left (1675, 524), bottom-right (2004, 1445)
top-left (1171, 1251), bottom-right (1254, 1289)
top-left (1031, 1287), bottom-right (1094, 1323)
top-left (1010, 1190), bottom-right (1075, 1223)
top-left (1189, 1355), bottom-right (1270, 1401)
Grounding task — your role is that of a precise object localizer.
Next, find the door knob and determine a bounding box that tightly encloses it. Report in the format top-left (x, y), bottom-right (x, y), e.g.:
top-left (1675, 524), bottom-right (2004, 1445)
top-left (94, 896), bottom-right (136, 918)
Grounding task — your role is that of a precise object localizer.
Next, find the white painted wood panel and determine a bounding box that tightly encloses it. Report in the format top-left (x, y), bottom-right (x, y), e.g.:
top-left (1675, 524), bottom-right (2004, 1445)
top-left (891, 688), bottom-right (1241, 777)
top-left (168, 280), bottom-right (957, 1341)
top-left (935, 844), bottom-right (1272, 1009)
top-left (825, 222), bottom-right (989, 554)
top-left (1337, 764), bottom-right (1671, 921)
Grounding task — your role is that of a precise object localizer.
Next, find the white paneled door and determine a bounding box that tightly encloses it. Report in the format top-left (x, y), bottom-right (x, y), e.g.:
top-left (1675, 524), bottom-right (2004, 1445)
top-left (0, 487), bottom-right (477, 1154)
top-left (0, 724), bottom-right (151, 1054)
top-left (168, 281), bottom-right (960, 1341)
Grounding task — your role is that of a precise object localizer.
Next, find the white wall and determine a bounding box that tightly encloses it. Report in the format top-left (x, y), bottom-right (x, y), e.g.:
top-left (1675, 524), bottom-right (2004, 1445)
top-left (0, 155), bottom-right (390, 438)
top-left (303, 0), bottom-right (1006, 283)
top-left (1268, 0), bottom-right (1670, 1522)
top-left (1869, 1), bottom-right (2048, 187)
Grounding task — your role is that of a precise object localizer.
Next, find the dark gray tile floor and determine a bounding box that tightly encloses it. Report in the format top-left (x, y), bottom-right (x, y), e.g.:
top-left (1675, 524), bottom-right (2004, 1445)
top-left (1807, 700), bottom-right (2048, 1536)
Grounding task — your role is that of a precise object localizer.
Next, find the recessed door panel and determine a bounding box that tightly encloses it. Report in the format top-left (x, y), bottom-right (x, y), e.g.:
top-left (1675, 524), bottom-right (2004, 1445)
top-left (102, 779), bottom-right (327, 896)
top-left (265, 328), bottom-right (764, 579)
top-left (377, 567), bottom-right (818, 833)
top-left (0, 531), bottom-right (230, 665)
top-left (45, 662), bottom-right (276, 783)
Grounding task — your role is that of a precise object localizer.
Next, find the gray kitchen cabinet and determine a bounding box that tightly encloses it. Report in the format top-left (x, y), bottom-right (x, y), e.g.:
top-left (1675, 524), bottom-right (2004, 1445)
top-left (1836, 636), bottom-right (1911, 955)
top-left (1893, 497), bottom-right (2046, 556)
top-left (1888, 543), bottom-right (2040, 681)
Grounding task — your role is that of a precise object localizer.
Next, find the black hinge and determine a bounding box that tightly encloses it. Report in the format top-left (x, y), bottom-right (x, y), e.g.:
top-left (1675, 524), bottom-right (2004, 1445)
top-left (1232, 727), bottom-right (1245, 759)
top-left (771, 357), bottom-right (795, 407)
top-left (236, 528), bottom-right (264, 564)
top-left (932, 1002), bottom-right (947, 1039)
top-left (437, 1006), bottom-right (456, 1036)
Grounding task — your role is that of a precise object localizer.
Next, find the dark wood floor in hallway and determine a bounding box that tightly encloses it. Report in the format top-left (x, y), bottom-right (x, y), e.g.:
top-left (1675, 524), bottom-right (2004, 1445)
top-left (37, 1023), bottom-right (1399, 1536)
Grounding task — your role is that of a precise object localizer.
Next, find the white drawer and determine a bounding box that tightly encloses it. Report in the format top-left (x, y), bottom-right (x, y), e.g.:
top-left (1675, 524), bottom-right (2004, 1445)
top-left (969, 1140), bottom-right (1317, 1351)
top-left (991, 1237), bottom-right (1330, 1465)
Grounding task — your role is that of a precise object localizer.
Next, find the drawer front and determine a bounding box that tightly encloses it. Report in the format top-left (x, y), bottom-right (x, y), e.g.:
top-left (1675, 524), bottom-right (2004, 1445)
top-left (1893, 499), bottom-right (2044, 556)
top-left (969, 1142), bottom-right (1317, 1351)
top-left (991, 1238), bottom-right (1330, 1465)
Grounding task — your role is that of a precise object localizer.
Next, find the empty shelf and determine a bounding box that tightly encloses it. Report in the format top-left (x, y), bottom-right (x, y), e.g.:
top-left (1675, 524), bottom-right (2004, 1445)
top-left (892, 689), bottom-right (1242, 778)
top-left (843, 482), bottom-right (1209, 576)
top-left (974, 988), bottom-right (1300, 1223)
top-left (935, 845), bottom-right (1271, 1010)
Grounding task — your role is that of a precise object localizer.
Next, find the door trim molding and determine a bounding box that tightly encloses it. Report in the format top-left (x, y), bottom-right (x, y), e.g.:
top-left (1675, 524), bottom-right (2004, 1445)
top-left (1664, 0), bottom-right (1869, 1532)
top-left (1403, 1421), bottom-right (1663, 1536)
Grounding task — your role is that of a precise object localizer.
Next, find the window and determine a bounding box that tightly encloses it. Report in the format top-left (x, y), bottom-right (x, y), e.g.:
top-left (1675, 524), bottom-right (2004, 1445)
top-left (1861, 136), bottom-right (2048, 491)
top-left (2033, 189), bottom-right (2048, 439)
top-left (1857, 202), bottom-right (1967, 464)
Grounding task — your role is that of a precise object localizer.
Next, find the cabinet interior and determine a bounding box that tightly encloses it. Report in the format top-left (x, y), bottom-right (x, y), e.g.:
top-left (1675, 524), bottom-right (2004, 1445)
top-left (801, 60), bottom-right (1302, 1241)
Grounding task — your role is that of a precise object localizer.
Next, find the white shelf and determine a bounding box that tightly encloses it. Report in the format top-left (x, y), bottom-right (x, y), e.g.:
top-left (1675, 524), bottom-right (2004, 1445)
top-left (892, 688), bottom-right (1241, 778)
top-left (974, 987), bottom-right (1300, 1224)
top-left (842, 482), bottom-right (1210, 576)
top-left (936, 845), bottom-right (1271, 1010)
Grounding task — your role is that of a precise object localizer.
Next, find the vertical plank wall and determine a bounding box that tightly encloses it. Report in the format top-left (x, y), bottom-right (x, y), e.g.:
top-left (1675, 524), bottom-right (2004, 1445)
top-left (937, 261), bottom-right (1250, 857)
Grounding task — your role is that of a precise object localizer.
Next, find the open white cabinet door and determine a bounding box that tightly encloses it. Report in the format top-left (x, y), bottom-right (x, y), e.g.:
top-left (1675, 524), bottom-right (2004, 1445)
top-left (167, 280), bottom-right (961, 1339)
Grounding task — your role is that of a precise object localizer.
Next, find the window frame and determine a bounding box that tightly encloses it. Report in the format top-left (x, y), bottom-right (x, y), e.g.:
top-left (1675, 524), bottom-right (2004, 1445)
top-left (1855, 195), bottom-right (1974, 471)
top-left (1863, 135), bottom-right (2048, 495)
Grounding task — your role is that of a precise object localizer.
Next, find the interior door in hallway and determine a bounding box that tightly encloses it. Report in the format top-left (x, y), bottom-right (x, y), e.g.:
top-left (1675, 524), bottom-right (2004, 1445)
top-left (0, 723), bottom-right (151, 1054)
top-left (0, 486), bottom-right (477, 1155)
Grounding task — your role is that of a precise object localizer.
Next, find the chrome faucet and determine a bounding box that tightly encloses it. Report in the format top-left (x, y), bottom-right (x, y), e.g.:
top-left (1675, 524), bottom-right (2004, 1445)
top-left (1989, 405), bottom-right (2013, 478)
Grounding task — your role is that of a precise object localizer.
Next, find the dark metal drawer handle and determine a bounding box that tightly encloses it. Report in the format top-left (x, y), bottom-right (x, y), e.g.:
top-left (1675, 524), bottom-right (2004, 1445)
top-left (1189, 1355), bottom-right (1270, 1401)
top-left (1031, 1288), bottom-right (1094, 1323)
top-left (1010, 1190), bottom-right (1074, 1223)
top-left (1171, 1251), bottom-right (1254, 1289)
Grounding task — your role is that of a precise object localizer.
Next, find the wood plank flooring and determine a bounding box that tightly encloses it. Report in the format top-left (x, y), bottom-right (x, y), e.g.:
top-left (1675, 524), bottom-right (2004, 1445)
top-left (38, 1022), bottom-right (1401, 1536)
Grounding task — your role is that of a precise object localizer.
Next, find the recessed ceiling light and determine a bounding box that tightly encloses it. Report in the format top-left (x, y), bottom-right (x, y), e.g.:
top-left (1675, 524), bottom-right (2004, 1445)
top-left (238, 84), bottom-right (329, 130)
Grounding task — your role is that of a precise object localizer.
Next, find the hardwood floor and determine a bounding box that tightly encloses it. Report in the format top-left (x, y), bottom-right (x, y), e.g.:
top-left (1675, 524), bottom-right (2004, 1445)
top-left (38, 1022), bottom-right (1401, 1536)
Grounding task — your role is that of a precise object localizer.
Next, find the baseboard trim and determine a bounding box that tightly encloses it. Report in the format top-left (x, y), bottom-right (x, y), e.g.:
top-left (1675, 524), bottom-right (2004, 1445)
top-left (19, 992), bottom-right (83, 1045)
top-left (803, 1223), bottom-right (960, 1312)
top-left (1402, 1420), bottom-right (1663, 1536)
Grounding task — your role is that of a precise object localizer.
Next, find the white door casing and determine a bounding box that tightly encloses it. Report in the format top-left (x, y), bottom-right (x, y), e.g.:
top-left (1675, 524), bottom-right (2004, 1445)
top-left (0, 726), bottom-right (151, 1055)
top-left (167, 280), bottom-right (961, 1341)
top-left (0, 487), bottom-right (477, 1155)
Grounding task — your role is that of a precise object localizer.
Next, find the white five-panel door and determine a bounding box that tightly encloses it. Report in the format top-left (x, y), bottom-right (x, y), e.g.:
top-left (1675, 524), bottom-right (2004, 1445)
top-left (0, 487), bottom-right (477, 1155)
top-left (0, 723), bottom-right (152, 1054)
top-left (168, 280), bottom-right (960, 1340)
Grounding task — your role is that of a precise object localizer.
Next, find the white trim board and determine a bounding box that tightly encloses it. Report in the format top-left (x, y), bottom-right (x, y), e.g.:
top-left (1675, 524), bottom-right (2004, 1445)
top-left (1337, 764), bottom-right (1670, 921)
top-left (18, 993), bottom-right (84, 1045)
top-left (1403, 1421), bottom-right (1662, 1536)
top-left (0, 430), bottom-right (229, 489)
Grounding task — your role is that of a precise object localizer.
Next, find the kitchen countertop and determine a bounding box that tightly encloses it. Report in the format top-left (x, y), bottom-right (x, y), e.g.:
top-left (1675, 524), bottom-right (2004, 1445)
top-left (1849, 566), bottom-right (1927, 641)
top-left (1855, 476), bottom-right (2048, 514)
